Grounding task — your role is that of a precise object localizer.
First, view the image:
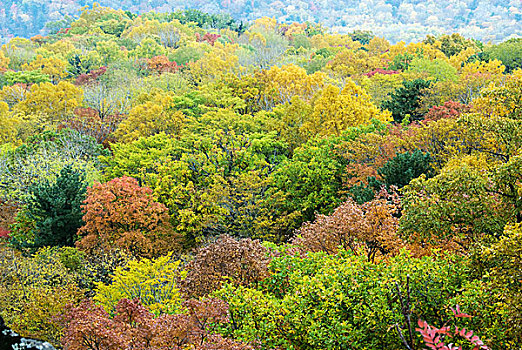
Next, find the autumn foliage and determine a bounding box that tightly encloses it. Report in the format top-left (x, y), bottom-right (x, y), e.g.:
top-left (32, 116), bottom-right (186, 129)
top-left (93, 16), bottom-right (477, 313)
top-left (59, 298), bottom-right (253, 350)
top-left (182, 235), bottom-right (270, 298)
top-left (1, 5), bottom-right (521, 349)
top-left (416, 305), bottom-right (490, 350)
top-left (77, 176), bottom-right (180, 257)
top-left (293, 188), bottom-right (403, 261)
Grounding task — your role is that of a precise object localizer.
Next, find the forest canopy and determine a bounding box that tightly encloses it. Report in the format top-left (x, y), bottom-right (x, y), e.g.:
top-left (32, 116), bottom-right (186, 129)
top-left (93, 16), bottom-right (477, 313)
top-left (0, 0), bottom-right (521, 44)
top-left (0, 4), bottom-right (521, 350)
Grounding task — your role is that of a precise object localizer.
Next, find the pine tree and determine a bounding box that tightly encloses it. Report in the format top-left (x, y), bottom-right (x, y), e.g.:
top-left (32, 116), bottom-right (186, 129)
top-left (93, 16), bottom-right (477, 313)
top-left (24, 165), bottom-right (87, 248)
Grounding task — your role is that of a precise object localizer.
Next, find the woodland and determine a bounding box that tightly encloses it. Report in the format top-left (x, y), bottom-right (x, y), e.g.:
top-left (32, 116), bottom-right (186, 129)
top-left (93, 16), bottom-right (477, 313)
top-left (1, 0), bottom-right (521, 44)
top-left (0, 3), bottom-right (522, 350)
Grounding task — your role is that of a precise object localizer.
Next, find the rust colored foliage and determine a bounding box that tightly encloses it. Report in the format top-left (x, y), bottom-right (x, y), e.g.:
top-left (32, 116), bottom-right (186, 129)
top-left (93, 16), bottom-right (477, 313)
top-left (59, 298), bottom-right (253, 350)
top-left (74, 66), bottom-right (107, 86)
top-left (293, 188), bottom-right (403, 262)
top-left (423, 100), bottom-right (471, 122)
top-left (182, 235), bottom-right (271, 298)
top-left (77, 176), bottom-right (180, 258)
top-left (61, 107), bottom-right (124, 146)
top-left (0, 200), bottom-right (17, 240)
top-left (363, 68), bottom-right (400, 77)
top-left (146, 55), bottom-right (183, 74)
top-left (196, 33), bottom-right (221, 46)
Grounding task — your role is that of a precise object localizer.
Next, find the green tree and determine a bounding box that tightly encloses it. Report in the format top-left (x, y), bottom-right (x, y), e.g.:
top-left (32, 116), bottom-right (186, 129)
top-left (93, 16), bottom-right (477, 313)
top-left (381, 79), bottom-right (432, 123)
top-left (217, 249), bottom-right (472, 350)
top-left (485, 39), bottom-right (522, 73)
top-left (11, 165), bottom-right (86, 249)
top-left (400, 156), bottom-right (509, 249)
top-left (378, 149), bottom-right (435, 188)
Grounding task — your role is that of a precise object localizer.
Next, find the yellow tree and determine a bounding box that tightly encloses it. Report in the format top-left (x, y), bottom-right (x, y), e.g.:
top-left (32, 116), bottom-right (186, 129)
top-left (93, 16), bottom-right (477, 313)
top-left (114, 92), bottom-right (185, 142)
top-left (0, 102), bottom-right (21, 144)
top-left (472, 68), bottom-right (522, 120)
top-left (14, 81), bottom-right (83, 127)
top-left (22, 55), bottom-right (69, 83)
top-left (36, 40), bottom-right (78, 60)
top-left (189, 42), bottom-right (241, 83)
top-left (385, 41), bottom-right (446, 62)
top-left (257, 64), bottom-right (325, 109)
top-left (456, 59), bottom-right (505, 104)
top-left (365, 36), bottom-right (391, 56)
top-left (0, 50), bottom-right (9, 72)
top-left (303, 81), bottom-right (391, 137)
top-left (309, 33), bottom-right (360, 50)
top-left (326, 49), bottom-right (386, 77)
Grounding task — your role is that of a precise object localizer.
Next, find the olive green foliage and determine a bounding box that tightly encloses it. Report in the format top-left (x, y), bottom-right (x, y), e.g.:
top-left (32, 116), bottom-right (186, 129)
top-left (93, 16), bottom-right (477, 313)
top-left (0, 245), bottom-right (84, 346)
top-left (479, 224), bottom-right (522, 342)
top-left (269, 135), bottom-right (346, 233)
top-left (10, 165), bottom-right (87, 249)
top-left (407, 57), bottom-right (458, 82)
top-left (348, 30), bottom-right (375, 45)
top-left (381, 79), bottom-right (432, 123)
top-left (400, 160), bottom-right (509, 248)
top-left (102, 131), bottom-right (290, 243)
top-left (0, 129), bottom-right (104, 203)
top-left (388, 52), bottom-right (415, 71)
top-left (2, 70), bottom-right (51, 86)
top-left (216, 249), bottom-right (471, 350)
top-left (485, 38), bottom-right (522, 73)
top-left (437, 33), bottom-right (479, 57)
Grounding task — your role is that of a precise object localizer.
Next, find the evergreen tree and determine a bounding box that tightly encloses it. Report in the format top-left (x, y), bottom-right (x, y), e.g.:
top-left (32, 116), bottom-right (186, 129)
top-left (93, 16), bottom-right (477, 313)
top-left (378, 149), bottom-right (435, 188)
top-left (381, 79), bottom-right (432, 123)
top-left (23, 165), bottom-right (87, 248)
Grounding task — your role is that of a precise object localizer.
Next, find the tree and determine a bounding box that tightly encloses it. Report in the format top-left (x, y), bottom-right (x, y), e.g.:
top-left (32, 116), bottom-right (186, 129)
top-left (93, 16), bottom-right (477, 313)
top-left (14, 81), bottom-right (83, 127)
top-left (0, 50), bottom-right (9, 72)
top-left (304, 81), bottom-right (392, 137)
top-left (293, 189), bottom-right (402, 261)
top-left (21, 55), bottom-right (69, 83)
top-left (3, 70), bottom-right (51, 85)
top-left (114, 92), bottom-right (185, 143)
top-left (0, 246), bottom-right (84, 346)
top-left (0, 129), bottom-right (104, 204)
top-left (485, 38), bottom-right (522, 73)
top-left (438, 33), bottom-right (479, 57)
top-left (11, 165), bottom-right (86, 249)
top-left (62, 107), bottom-right (124, 146)
top-left (269, 135), bottom-right (346, 233)
top-left (181, 235), bottom-right (270, 298)
top-left (378, 149), bottom-right (435, 189)
top-left (423, 101), bottom-right (471, 122)
top-left (94, 252), bottom-right (185, 315)
top-left (400, 156), bottom-right (509, 250)
top-left (217, 249), bottom-right (472, 350)
top-left (257, 64), bottom-right (325, 110)
top-left (480, 224), bottom-right (522, 342)
top-left (381, 79), bottom-right (432, 123)
top-left (77, 176), bottom-right (181, 257)
top-left (60, 298), bottom-right (253, 350)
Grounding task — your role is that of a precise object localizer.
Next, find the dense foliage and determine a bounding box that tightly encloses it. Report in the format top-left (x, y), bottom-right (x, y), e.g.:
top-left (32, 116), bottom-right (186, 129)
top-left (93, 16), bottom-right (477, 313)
top-left (0, 5), bottom-right (521, 349)
top-left (1, 1), bottom-right (520, 44)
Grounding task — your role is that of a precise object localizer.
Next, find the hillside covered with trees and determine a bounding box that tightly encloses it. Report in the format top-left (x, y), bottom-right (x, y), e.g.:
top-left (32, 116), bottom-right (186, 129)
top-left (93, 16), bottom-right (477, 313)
top-left (0, 4), bottom-right (522, 350)
top-left (1, 0), bottom-right (521, 44)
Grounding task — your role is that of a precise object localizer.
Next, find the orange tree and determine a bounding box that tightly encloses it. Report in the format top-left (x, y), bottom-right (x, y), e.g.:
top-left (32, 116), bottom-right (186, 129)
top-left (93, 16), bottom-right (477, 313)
top-left (77, 176), bottom-right (181, 258)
